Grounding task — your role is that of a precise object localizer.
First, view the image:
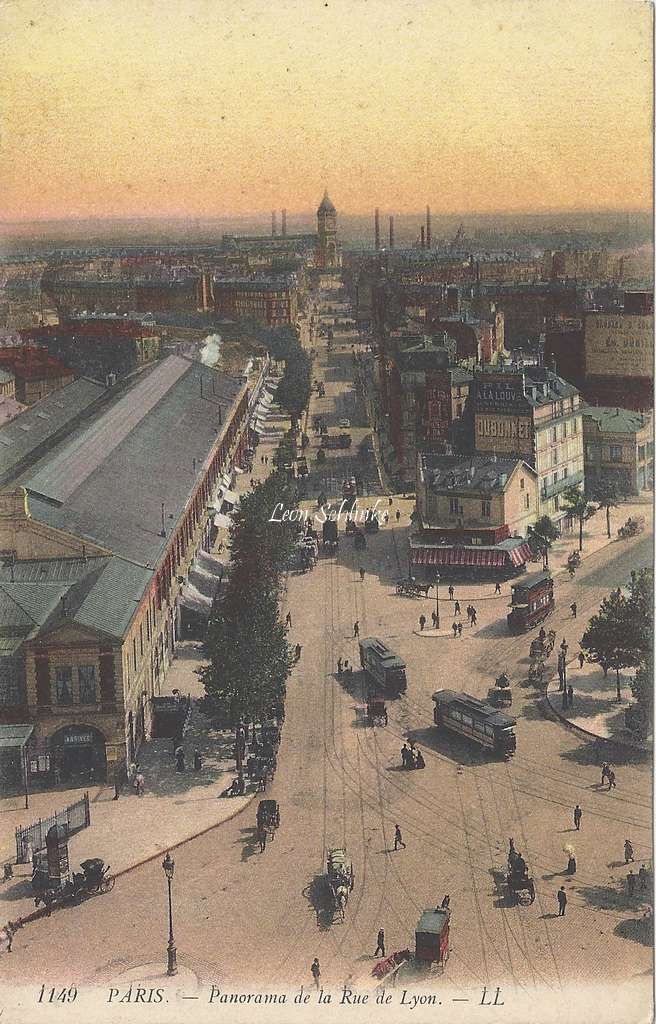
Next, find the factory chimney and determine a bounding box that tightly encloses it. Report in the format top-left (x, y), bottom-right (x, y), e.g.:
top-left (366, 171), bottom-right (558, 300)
top-left (426, 205), bottom-right (432, 249)
top-left (271, 210), bottom-right (278, 237)
top-left (389, 215), bottom-right (395, 250)
top-left (281, 209), bottom-right (287, 237)
top-left (374, 208), bottom-right (380, 251)
top-left (420, 226), bottom-right (425, 249)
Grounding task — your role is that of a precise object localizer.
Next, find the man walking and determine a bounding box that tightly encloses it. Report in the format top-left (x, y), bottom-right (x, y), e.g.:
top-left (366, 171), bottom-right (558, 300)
top-left (394, 824), bottom-right (406, 851)
top-left (457, 622), bottom-right (463, 637)
top-left (454, 600), bottom-right (461, 616)
top-left (494, 581), bottom-right (502, 595)
top-left (557, 886), bottom-right (567, 916)
top-left (359, 566), bottom-right (365, 582)
top-left (573, 804), bottom-right (582, 830)
top-left (600, 761), bottom-right (610, 786)
top-left (448, 585), bottom-right (455, 601)
top-left (337, 657), bottom-right (343, 675)
top-left (470, 607), bottom-right (477, 627)
top-left (396, 509), bottom-right (401, 523)
top-left (353, 621), bottom-right (359, 638)
top-left (607, 769), bottom-right (617, 790)
top-left (419, 614), bottom-right (426, 631)
top-left (286, 611), bottom-right (292, 628)
top-left (625, 839), bottom-right (635, 863)
top-left (578, 651), bottom-right (585, 669)
top-left (374, 928), bottom-right (386, 957)
top-left (571, 602), bottom-right (577, 618)
top-left (452, 622), bottom-right (458, 639)
top-left (401, 743), bottom-right (409, 769)
top-left (638, 864), bottom-right (648, 890)
top-left (311, 958), bottom-right (321, 990)
top-left (627, 870), bottom-right (636, 896)
top-left (567, 684), bottom-right (574, 708)
top-left (431, 610), bottom-right (437, 628)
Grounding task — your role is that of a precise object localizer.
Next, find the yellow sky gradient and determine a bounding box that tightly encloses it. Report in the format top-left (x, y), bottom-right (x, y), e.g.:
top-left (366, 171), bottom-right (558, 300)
top-left (0, 0), bottom-right (652, 220)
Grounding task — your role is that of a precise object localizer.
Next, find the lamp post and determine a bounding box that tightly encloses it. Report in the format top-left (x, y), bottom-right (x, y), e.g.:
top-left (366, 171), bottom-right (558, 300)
top-left (162, 852), bottom-right (177, 976)
top-left (434, 572), bottom-right (440, 630)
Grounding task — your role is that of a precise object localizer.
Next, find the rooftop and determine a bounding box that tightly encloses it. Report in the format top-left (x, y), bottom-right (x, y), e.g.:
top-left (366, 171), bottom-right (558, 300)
top-left (21, 355), bottom-right (246, 568)
top-left (420, 454), bottom-right (533, 493)
top-left (0, 347), bottom-right (73, 381)
top-left (0, 377), bottom-right (107, 485)
top-left (582, 405), bottom-right (651, 434)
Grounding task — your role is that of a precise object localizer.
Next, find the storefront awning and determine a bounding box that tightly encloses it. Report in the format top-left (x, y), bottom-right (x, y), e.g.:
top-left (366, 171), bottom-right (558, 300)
top-left (180, 583), bottom-right (212, 618)
top-left (234, 465), bottom-right (246, 474)
top-left (196, 549), bottom-right (227, 576)
top-left (509, 542), bottom-right (534, 567)
top-left (220, 488), bottom-right (240, 506)
top-left (213, 512), bottom-right (232, 529)
top-left (412, 547), bottom-right (507, 568)
top-left (0, 724), bottom-right (34, 750)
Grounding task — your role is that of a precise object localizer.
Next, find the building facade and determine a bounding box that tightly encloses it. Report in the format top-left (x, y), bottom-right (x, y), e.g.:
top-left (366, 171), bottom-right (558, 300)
top-left (0, 348), bottom-right (74, 405)
top-left (212, 276), bottom-right (298, 326)
top-left (583, 406), bottom-right (653, 495)
top-left (472, 366), bottom-right (584, 524)
top-left (412, 454), bottom-right (538, 577)
top-left (583, 297), bottom-right (653, 412)
top-left (0, 355), bottom-right (253, 787)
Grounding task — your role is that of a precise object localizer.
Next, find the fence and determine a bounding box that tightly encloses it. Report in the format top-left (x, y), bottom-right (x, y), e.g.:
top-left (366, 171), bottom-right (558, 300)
top-left (15, 792), bottom-right (91, 862)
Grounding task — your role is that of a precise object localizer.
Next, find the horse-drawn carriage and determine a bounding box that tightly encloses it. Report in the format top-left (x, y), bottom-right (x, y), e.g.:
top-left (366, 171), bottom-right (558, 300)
top-left (367, 696), bottom-right (388, 726)
top-left (256, 800), bottom-right (280, 851)
top-left (327, 847), bottom-right (354, 921)
top-left (395, 578), bottom-right (432, 599)
top-left (618, 515), bottom-right (645, 538)
top-left (506, 841), bottom-right (535, 905)
top-left (32, 857), bottom-right (115, 913)
top-left (488, 672), bottom-right (512, 707)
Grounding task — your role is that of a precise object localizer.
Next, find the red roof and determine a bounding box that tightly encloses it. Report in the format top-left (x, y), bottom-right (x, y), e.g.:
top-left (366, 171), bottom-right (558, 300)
top-left (0, 347), bottom-right (73, 381)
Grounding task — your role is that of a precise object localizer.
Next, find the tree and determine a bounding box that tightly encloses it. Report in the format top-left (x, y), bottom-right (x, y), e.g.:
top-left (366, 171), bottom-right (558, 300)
top-left (580, 591), bottom-right (643, 702)
top-left (560, 486), bottom-right (597, 552)
top-left (527, 515), bottom-right (559, 567)
top-left (589, 476), bottom-right (623, 539)
top-left (630, 651), bottom-right (653, 738)
top-left (625, 568), bottom-right (653, 666)
top-left (276, 348), bottom-right (313, 429)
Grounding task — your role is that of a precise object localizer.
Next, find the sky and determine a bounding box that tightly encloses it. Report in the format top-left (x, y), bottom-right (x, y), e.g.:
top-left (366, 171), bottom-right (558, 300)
top-left (0, 0), bottom-right (652, 221)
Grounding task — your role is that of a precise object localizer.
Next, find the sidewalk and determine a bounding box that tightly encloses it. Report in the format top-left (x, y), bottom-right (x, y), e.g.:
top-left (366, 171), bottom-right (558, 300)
top-left (0, 645), bottom-right (255, 929)
top-left (545, 659), bottom-right (650, 750)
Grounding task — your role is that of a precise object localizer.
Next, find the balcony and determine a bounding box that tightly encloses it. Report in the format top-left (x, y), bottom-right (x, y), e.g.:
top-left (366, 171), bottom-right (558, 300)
top-left (541, 468), bottom-right (584, 500)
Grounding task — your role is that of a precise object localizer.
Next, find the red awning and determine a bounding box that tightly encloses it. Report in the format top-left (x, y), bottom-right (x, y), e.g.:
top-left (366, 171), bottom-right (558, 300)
top-left (412, 547), bottom-right (507, 568)
top-left (509, 542), bottom-right (534, 567)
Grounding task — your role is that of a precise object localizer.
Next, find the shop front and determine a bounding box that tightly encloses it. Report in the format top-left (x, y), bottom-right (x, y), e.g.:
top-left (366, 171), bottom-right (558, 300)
top-left (50, 724), bottom-right (107, 783)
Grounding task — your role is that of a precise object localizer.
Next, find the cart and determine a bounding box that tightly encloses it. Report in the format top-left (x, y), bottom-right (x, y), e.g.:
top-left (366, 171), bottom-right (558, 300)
top-left (415, 908), bottom-right (450, 968)
top-left (395, 578), bottom-right (432, 598)
top-left (366, 696), bottom-right (388, 726)
top-left (33, 857), bottom-right (115, 914)
top-left (327, 847), bottom-right (354, 921)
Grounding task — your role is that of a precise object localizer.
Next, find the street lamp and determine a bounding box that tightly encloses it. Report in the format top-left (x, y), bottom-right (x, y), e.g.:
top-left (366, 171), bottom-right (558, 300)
top-left (162, 852), bottom-right (177, 976)
top-left (434, 572), bottom-right (440, 630)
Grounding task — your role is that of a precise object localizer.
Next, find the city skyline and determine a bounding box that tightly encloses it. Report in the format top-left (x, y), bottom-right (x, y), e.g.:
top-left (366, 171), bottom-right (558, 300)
top-left (1, 0), bottom-right (652, 223)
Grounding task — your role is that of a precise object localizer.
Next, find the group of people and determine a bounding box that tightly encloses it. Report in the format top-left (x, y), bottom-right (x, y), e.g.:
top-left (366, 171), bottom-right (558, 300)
top-left (400, 742), bottom-right (425, 770)
top-left (600, 761), bottom-right (617, 790)
top-left (173, 745), bottom-right (203, 774)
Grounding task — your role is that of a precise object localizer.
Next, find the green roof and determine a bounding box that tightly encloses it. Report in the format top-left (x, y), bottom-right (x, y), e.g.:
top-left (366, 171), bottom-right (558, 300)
top-left (582, 405), bottom-right (650, 435)
top-left (0, 724), bottom-right (34, 750)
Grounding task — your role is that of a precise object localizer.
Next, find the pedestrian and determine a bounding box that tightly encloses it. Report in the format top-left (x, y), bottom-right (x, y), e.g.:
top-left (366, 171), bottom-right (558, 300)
top-left (624, 839), bottom-right (634, 863)
top-left (607, 769), bottom-right (616, 790)
top-left (570, 602), bottom-right (577, 618)
top-left (396, 509), bottom-right (401, 522)
top-left (194, 749), bottom-right (203, 772)
top-left (471, 608), bottom-right (477, 626)
top-left (600, 761), bottom-right (610, 785)
top-left (344, 659), bottom-right (349, 673)
top-left (374, 928), bottom-right (386, 957)
top-left (638, 864), bottom-right (648, 890)
top-left (567, 684), bottom-right (574, 708)
top-left (353, 621), bottom-right (359, 638)
top-left (415, 748), bottom-right (425, 769)
top-left (627, 870), bottom-right (636, 896)
top-left (573, 804), bottom-right (582, 830)
top-left (388, 497), bottom-right (393, 507)
top-left (448, 585), bottom-right (455, 601)
top-left (258, 827), bottom-right (267, 853)
top-left (286, 611), bottom-right (292, 627)
top-left (261, 455), bottom-right (264, 464)
top-left (494, 581), bottom-right (501, 595)
top-left (452, 622), bottom-right (458, 639)
top-left (311, 958), bottom-right (321, 990)
top-left (431, 610), bottom-right (437, 628)
top-left (557, 886), bottom-right (567, 916)
top-left (454, 600), bottom-right (461, 616)
top-left (441, 894), bottom-right (450, 909)
top-left (295, 643), bottom-right (302, 662)
top-left (337, 657), bottom-right (343, 675)
top-left (394, 824), bottom-right (406, 851)
top-left (265, 456), bottom-right (268, 466)
top-left (134, 770), bottom-right (145, 796)
top-left (401, 743), bottom-right (409, 768)
top-left (457, 622), bottom-right (463, 637)
top-left (419, 614), bottom-right (426, 631)
top-left (577, 652), bottom-right (585, 669)
top-left (567, 850), bottom-right (576, 874)
top-left (359, 566), bottom-right (365, 581)
top-left (175, 747), bottom-right (185, 772)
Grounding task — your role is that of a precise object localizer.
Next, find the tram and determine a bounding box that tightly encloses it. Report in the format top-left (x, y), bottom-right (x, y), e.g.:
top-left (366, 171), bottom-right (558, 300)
top-left (432, 689), bottom-right (516, 758)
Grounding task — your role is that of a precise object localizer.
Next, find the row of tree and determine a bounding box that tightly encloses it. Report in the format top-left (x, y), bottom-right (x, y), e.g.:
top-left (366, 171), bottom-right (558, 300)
top-left (528, 478), bottom-right (628, 566)
top-left (200, 471), bottom-right (300, 728)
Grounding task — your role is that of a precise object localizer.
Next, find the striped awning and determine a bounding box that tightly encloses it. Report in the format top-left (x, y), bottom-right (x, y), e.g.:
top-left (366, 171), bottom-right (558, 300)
top-left (412, 547), bottom-right (507, 568)
top-left (509, 541), bottom-right (534, 567)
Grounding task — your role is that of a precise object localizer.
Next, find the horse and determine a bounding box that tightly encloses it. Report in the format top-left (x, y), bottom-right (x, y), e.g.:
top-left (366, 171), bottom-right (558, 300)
top-left (333, 885), bottom-right (349, 921)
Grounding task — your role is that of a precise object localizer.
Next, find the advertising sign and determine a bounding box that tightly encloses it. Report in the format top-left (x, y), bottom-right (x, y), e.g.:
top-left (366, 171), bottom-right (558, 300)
top-left (584, 314), bottom-right (653, 378)
top-left (475, 414), bottom-right (533, 454)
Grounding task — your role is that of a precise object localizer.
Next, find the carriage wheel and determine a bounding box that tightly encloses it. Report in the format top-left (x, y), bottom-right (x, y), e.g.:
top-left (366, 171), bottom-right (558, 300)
top-left (100, 876), bottom-right (116, 894)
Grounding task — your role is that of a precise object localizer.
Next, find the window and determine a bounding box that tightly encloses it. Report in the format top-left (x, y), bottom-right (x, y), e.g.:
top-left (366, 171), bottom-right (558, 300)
top-left (449, 498), bottom-right (459, 515)
top-left (481, 500), bottom-right (491, 518)
top-left (133, 638), bottom-right (137, 670)
top-left (55, 666), bottom-right (73, 705)
top-left (552, 450), bottom-right (558, 467)
top-left (552, 428), bottom-right (557, 443)
top-left (525, 494), bottom-right (530, 510)
top-left (79, 665), bottom-right (97, 704)
top-left (140, 624), bottom-right (143, 657)
top-left (554, 495), bottom-right (560, 511)
top-left (572, 418), bottom-right (578, 433)
top-left (471, 536), bottom-right (483, 545)
top-left (520, 478), bottom-right (525, 490)
top-left (553, 473), bottom-right (558, 486)
top-left (610, 445), bottom-right (622, 463)
top-left (638, 445), bottom-right (646, 461)
top-left (562, 467), bottom-right (568, 479)
top-left (562, 421), bottom-right (567, 438)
